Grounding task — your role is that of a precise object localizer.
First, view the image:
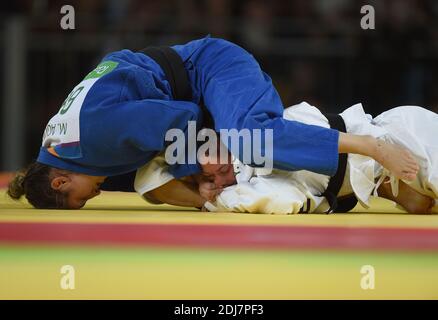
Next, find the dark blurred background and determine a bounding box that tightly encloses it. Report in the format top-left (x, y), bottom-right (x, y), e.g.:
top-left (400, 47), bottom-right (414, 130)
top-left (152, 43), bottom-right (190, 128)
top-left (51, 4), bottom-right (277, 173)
top-left (1, 0), bottom-right (438, 171)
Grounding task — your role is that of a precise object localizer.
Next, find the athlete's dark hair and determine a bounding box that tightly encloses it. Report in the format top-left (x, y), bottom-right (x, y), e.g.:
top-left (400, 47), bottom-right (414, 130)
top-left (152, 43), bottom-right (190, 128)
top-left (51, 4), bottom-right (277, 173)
top-left (7, 162), bottom-right (68, 209)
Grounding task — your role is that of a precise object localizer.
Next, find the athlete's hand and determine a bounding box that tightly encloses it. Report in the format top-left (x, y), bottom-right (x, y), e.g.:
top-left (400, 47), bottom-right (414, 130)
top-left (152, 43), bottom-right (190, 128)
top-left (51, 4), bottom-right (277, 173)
top-left (374, 139), bottom-right (419, 181)
top-left (199, 181), bottom-right (223, 202)
top-left (338, 133), bottom-right (419, 182)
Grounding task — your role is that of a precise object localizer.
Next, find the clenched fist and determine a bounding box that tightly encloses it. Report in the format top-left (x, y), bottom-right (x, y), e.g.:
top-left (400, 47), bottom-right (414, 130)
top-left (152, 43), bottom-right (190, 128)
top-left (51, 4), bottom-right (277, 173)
top-left (198, 180), bottom-right (223, 202)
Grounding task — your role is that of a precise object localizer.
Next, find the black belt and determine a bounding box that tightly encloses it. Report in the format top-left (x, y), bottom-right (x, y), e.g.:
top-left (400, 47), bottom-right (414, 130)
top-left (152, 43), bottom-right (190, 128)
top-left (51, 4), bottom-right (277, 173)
top-left (320, 114), bottom-right (358, 213)
top-left (140, 46), bottom-right (357, 213)
top-left (139, 46), bottom-right (192, 101)
top-left (139, 46), bottom-right (214, 129)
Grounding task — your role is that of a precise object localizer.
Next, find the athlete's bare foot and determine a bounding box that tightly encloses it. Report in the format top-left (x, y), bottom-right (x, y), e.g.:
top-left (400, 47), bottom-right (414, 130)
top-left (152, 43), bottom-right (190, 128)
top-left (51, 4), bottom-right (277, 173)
top-left (377, 178), bottom-right (434, 214)
top-left (373, 139), bottom-right (419, 181)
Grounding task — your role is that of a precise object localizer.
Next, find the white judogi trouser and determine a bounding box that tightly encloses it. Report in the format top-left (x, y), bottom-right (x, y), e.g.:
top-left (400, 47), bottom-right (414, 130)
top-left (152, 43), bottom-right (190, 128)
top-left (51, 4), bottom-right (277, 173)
top-left (134, 102), bottom-right (438, 214)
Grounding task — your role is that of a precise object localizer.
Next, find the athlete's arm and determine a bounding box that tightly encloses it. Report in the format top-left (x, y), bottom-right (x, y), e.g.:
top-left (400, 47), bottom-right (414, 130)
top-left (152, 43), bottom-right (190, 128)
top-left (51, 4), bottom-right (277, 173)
top-left (144, 178), bottom-right (206, 208)
top-left (338, 132), bottom-right (419, 181)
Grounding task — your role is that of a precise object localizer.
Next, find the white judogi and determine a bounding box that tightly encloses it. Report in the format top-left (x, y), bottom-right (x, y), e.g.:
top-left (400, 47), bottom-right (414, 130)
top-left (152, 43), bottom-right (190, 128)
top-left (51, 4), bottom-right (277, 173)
top-left (134, 102), bottom-right (438, 214)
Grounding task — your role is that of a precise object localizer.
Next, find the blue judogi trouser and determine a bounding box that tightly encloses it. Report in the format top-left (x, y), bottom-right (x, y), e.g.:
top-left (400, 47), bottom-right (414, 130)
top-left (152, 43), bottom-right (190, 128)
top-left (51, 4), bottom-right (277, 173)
top-left (171, 37), bottom-right (339, 178)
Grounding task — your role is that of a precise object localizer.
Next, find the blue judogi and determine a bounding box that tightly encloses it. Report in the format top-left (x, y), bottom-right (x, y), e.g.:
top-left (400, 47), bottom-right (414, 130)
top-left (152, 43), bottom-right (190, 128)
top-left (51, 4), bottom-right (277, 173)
top-left (37, 36), bottom-right (339, 178)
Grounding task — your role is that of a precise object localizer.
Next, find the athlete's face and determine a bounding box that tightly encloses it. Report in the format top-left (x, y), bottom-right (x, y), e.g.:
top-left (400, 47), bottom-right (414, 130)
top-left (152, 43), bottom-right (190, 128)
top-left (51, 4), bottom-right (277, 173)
top-left (51, 173), bottom-right (106, 209)
top-left (200, 151), bottom-right (237, 189)
top-left (201, 162), bottom-right (236, 189)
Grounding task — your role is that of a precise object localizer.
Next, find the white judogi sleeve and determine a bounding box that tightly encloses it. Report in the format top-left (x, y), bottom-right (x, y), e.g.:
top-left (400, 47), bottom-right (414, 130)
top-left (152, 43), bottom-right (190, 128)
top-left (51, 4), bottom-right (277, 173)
top-left (134, 153), bottom-right (174, 195)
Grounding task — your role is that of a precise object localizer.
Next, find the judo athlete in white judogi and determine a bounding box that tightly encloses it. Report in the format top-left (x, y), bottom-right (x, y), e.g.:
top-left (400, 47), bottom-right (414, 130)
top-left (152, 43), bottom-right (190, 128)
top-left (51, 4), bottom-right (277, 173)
top-left (135, 102), bottom-right (438, 214)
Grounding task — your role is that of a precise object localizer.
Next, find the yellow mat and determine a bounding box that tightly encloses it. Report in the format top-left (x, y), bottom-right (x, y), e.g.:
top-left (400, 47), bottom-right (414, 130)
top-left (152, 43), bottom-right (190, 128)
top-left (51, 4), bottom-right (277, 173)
top-left (1, 190), bottom-right (438, 299)
top-left (1, 189), bottom-right (437, 229)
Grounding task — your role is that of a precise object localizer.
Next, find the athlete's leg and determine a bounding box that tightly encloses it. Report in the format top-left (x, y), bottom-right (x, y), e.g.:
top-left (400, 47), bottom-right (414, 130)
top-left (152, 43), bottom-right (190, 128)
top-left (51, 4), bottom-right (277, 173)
top-left (377, 177), bottom-right (435, 214)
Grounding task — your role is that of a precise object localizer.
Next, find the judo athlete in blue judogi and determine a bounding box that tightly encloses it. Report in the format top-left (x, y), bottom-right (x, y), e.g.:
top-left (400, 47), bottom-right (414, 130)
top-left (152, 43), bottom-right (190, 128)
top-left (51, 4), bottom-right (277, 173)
top-left (7, 36), bottom-right (419, 209)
